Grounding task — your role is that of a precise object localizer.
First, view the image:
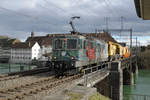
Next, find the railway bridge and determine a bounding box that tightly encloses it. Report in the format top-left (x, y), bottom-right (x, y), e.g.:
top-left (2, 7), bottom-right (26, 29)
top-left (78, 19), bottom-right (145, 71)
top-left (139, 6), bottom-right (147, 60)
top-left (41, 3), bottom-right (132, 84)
top-left (76, 56), bottom-right (138, 100)
top-left (0, 56), bottom-right (138, 100)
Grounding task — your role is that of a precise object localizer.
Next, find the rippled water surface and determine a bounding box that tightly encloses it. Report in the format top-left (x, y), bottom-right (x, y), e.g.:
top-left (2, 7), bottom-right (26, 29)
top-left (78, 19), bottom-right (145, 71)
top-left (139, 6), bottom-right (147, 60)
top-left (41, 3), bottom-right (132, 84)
top-left (123, 70), bottom-right (150, 100)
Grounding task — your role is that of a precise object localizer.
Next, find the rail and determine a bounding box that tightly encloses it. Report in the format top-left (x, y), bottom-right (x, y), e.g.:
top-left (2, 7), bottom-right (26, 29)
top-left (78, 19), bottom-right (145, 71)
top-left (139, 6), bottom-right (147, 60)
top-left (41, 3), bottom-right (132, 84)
top-left (0, 74), bottom-right (81, 100)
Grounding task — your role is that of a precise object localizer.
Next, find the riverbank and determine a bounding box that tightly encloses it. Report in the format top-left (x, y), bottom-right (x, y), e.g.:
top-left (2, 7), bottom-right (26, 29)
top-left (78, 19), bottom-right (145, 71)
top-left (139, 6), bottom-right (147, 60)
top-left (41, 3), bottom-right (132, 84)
top-left (0, 63), bottom-right (32, 74)
top-left (139, 50), bottom-right (150, 69)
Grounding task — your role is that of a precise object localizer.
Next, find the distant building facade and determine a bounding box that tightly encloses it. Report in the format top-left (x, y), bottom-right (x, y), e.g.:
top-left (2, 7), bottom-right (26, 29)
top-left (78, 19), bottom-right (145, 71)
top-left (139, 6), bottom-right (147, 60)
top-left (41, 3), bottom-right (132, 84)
top-left (26, 32), bottom-right (53, 61)
top-left (0, 36), bottom-right (20, 63)
top-left (10, 42), bottom-right (41, 64)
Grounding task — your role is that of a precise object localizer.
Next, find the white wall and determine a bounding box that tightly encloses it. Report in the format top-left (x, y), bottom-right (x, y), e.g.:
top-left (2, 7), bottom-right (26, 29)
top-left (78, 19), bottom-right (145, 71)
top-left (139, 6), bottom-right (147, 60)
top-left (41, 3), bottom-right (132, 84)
top-left (0, 47), bottom-right (11, 58)
top-left (39, 45), bottom-right (52, 61)
top-left (10, 42), bottom-right (41, 64)
top-left (31, 42), bottom-right (41, 60)
top-left (10, 48), bottom-right (31, 64)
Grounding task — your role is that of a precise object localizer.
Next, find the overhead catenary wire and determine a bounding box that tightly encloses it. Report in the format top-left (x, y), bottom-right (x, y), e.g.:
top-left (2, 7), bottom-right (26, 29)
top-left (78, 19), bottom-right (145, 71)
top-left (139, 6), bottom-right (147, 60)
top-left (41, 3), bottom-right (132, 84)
top-left (0, 6), bottom-right (40, 33)
top-left (0, 4), bottom-right (66, 32)
top-left (42, 0), bottom-right (100, 24)
top-left (103, 0), bottom-right (118, 17)
top-left (106, 0), bottom-right (121, 17)
top-left (0, 6), bottom-right (38, 20)
top-left (43, 0), bottom-right (74, 16)
top-left (42, 0), bottom-right (96, 33)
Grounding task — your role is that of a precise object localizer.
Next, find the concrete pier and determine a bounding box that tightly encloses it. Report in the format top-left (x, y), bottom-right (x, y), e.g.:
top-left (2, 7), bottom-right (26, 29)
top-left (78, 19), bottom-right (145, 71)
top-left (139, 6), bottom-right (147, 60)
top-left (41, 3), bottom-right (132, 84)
top-left (130, 72), bottom-right (134, 85)
top-left (135, 65), bottom-right (139, 75)
top-left (109, 62), bottom-right (123, 100)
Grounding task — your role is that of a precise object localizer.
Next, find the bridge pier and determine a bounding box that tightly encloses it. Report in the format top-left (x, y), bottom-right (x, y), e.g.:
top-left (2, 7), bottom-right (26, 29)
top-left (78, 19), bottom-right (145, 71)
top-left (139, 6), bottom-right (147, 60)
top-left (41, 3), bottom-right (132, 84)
top-left (109, 61), bottom-right (123, 100)
top-left (135, 64), bottom-right (139, 76)
top-left (123, 60), bottom-right (138, 85)
top-left (132, 62), bottom-right (139, 75)
top-left (130, 72), bottom-right (134, 85)
top-left (123, 69), bottom-right (134, 85)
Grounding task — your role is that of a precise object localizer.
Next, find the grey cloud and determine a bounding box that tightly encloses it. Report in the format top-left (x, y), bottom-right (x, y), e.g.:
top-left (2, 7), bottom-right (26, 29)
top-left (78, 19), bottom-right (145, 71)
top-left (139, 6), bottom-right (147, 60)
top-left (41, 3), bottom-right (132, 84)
top-left (0, 0), bottom-right (150, 44)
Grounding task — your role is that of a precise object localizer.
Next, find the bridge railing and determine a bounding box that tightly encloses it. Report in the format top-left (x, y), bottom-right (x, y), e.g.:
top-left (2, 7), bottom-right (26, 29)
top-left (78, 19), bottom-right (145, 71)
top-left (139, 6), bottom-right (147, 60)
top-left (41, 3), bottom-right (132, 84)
top-left (124, 94), bottom-right (150, 100)
top-left (83, 62), bottom-right (109, 86)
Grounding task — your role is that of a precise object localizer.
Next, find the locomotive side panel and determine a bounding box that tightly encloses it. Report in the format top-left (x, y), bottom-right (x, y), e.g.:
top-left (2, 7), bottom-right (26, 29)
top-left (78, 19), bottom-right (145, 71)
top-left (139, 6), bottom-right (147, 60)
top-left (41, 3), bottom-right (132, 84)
top-left (96, 40), bottom-right (108, 62)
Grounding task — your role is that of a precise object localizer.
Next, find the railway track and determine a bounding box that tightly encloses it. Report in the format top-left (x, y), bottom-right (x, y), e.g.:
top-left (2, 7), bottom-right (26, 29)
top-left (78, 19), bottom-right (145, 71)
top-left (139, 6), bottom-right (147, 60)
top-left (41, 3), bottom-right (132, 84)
top-left (0, 74), bottom-right (81, 100)
top-left (0, 67), bottom-right (49, 82)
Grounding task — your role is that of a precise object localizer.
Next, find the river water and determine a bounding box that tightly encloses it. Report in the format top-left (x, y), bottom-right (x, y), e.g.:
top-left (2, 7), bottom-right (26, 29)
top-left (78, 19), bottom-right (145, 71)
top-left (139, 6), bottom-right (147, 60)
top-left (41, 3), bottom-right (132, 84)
top-left (0, 63), bottom-right (32, 74)
top-left (123, 70), bottom-right (150, 100)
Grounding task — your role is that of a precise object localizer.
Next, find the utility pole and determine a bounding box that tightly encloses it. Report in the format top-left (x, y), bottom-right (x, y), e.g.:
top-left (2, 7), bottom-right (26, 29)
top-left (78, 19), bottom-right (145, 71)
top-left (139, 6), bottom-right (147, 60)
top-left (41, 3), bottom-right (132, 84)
top-left (130, 29), bottom-right (132, 72)
top-left (105, 17), bottom-right (109, 32)
top-left (120, 16), bottom-right (124, 37)
top-left (121, 16), bottom-right (124, 31)
top-left (136, 37), bottom-right (138, 68)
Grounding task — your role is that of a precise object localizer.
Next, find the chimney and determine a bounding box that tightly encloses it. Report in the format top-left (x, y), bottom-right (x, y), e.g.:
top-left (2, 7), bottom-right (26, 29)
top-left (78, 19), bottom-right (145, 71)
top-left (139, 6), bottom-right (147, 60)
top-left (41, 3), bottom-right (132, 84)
top-left (29, 42), bottom-right (31, 47)
top-left (47, 34), bottom-right (51, 37)
top-left (31, 32), bottom-right (34, 37)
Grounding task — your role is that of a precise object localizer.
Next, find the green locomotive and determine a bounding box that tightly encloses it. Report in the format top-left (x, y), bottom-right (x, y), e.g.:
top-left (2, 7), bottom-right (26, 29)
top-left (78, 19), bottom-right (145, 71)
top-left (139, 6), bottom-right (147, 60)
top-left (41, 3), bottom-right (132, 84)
top-left (51, 34), bottom-right (108, 76)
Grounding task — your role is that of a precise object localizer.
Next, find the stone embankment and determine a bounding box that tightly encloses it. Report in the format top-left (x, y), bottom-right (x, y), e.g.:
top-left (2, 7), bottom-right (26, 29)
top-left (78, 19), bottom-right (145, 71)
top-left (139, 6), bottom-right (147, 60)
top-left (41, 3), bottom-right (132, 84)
top-left (139, 50), bottom-right (150, 69)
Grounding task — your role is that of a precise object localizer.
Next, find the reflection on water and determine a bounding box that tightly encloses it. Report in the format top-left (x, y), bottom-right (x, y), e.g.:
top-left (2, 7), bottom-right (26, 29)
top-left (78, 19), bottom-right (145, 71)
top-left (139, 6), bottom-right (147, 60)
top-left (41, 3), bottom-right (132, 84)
top-left (123, 70), bottom-right (150, 100)
top-left (0, 63), bottom-right (31, 74)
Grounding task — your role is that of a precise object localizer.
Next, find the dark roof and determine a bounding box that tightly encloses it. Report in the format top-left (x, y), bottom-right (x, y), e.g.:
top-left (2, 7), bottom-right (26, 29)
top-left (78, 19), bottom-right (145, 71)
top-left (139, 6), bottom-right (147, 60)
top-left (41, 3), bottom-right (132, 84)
top-left (26, 35), bottom-right (53, 46)
top-left (81, 32), bottom-right (117, 43)
top-left (26, 32), bottom-right (117, 46)
top-left (0, 38), bottom-right (20, 47)
top-left (11, 42), bottom-right (36, 48)
top-left (0, 36), bottom-right (8, 39)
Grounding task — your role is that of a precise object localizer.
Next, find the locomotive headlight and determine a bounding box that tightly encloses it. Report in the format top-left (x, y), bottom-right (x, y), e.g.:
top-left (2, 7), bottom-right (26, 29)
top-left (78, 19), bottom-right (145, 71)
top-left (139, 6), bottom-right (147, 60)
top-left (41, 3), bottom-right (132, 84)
top-left (62, 51), bottom-right (66, 56)
top-left (54, 56), bottom-right (56, 59)
top-left (71, 56), bottom-right (75, 60)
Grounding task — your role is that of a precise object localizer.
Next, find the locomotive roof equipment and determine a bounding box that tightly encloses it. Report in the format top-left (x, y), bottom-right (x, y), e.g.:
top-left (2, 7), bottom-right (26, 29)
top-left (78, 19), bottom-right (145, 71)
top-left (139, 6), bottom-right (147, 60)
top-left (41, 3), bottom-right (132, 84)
top-left (69, 16), bottom-right (80, 34)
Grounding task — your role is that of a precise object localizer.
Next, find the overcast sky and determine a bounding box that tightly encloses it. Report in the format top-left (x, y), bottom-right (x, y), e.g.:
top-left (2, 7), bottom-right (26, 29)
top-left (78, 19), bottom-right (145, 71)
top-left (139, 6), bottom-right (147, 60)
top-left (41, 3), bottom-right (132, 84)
top-left (0, 0), bottom-right (150, 45)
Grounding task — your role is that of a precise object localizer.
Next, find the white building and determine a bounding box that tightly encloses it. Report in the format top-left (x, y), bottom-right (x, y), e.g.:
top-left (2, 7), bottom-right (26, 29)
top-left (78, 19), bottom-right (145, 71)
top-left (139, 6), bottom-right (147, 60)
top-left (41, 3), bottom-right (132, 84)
top-left (0, 47), bottom-right (10, 59)
top-left (26, 32), bottom-right (53, 61)
top-left (0, 37), bottom-right (20, 63)
top-left (10, 42), bottom-right (41, 64)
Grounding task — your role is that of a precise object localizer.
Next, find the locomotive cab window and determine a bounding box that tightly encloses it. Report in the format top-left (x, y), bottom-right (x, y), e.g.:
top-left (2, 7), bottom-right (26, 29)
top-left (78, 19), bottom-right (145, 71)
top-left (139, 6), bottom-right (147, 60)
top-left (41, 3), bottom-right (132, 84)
top-left (90, 42), bottom-right (94, 49)
top-left (79, 39), bottom-right (82, 49)
top-left (67, 39), bottom-right (77, 49)
top-left (55, 39), bottom-right (64, 49)
top-left (83, 40), bottom-right (86, 49)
